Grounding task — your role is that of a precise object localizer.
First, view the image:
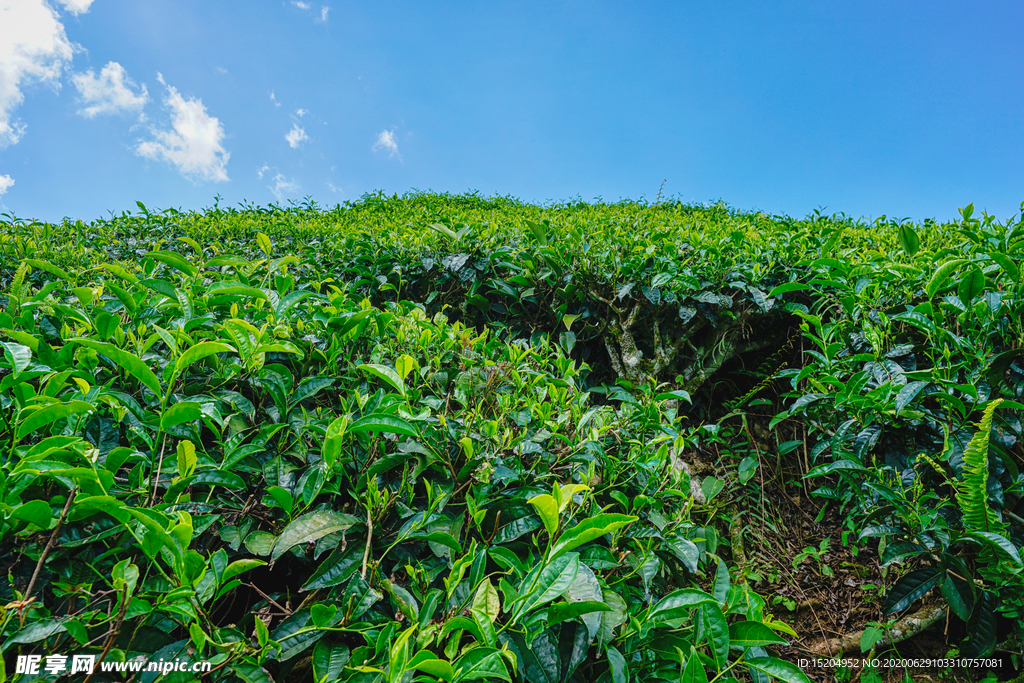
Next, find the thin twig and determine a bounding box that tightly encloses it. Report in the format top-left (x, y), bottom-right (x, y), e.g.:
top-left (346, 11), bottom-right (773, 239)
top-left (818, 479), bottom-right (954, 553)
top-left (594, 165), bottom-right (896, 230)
top-left (242, 582), bottom-right (292, 616)
top-left (361, 507), bottom-right (373, 580)
top-left (83, 585), bottom-right (128, 683)
top-left (22, 487), bottom-right (77, 626)
top-left (148, 435), bottom-right (168, 507)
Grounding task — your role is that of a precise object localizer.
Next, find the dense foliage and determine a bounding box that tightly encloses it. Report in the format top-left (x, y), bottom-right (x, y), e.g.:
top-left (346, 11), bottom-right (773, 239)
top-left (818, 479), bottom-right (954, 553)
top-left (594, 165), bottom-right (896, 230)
top-left (1, 193), bottom-right (1023, 682)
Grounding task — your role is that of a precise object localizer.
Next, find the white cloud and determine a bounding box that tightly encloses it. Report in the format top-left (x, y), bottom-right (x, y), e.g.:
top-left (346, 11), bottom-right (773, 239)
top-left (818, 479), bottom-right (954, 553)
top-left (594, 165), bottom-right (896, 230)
top-left (56, 0), bottom-right (95, 14)
top-left (257, 163), bottom-right (269, 179)
top-left (318, 6), bottom-right (329, 22)
top-left (216, 66), bottom-right (228, 75)
top-left (0, 0), bottom-right (75, 147)
top-left (270, 173), bottom-right (300, 200)
top-left (285, 123), bottom-right (308, 149)
top-left (0, 174), bottom-right (13, 196)
top-left (72, 62), bottom-right (148, 117)
top-left (136, 75), bottom-right (230, 182)
top-left (269, 90), bottom-right (280, 107)
top-left (296, 108), bottom-right (307, 117)
top-left (291, 0), bottom-right (310, 8)
top-left (326, 180), bottom-right (341, 194)
top-left (372, 129), bottom-right (400, 159)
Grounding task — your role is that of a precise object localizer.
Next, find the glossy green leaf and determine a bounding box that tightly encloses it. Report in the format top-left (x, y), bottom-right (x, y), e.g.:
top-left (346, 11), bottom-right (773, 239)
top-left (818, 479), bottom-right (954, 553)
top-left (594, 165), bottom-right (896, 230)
top-left (271, 510), bottom-right (361, 560)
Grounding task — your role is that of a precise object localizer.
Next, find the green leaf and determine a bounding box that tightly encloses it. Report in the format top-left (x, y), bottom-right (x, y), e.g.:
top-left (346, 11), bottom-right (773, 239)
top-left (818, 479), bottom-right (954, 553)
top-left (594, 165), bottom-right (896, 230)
top-left (967, 531), bottom-right (1023, 566)
top-left (1, 341), bottom-right (32, 377)
top-left (897, 224), bottom-right (920, 256)
top-left (549, 513), bottom-right (636, 560)
top-left (957, 399), bottom-right (1004, 534)
top-left (988, 251), bottom-right (1019, 281)
top-left (313, 641), bottom-right (351, 683)
top-left (728, 621), bottom-right (789, 647)
top-left (161, 402), bottom-right (202, 431)
top-left (648, 588), bottom-right (716, 624)
top-left (23, 259), bottom-right (72, 282)
top-left (271, 510), bottom-right (360, 560)
top-left (11, 500), bottom-right (53, 529)
top-left (69, 338), bottom-right (161, 397)
top-left (712, 560), bottom-right (730, 604)
top-left (701, 603), bottom-right (729, 668)
top-left (143, 250), bottom-right (198, 276)
top-left (267, 486), bottom-right (294, 516)
top-left (681, 646), bottom-right (709, 683)
top-left (528, 493), bottom-right (559, 537)
top-left (895, 380), bottom-right (928, 416)
top-left (357, 363), bottom-right (406, 396)
top-left (925, 258), bottom-right (967, 298)
top-left (545, 600), bottom-right (610, 626)
top-left (17, 401), bottom-right (93, 441)
top-left (174, 341), bottom-right (236, 377)
top-left (607, 646), bottom-right (628, 683)
top-left (453, 647), bottom-right (511, 682)
top-left (957, 266), bottom-right (985, 304)
top-left (884, 567), bottom-right (942, 614)
top-left (745, 657), bottom-right (813, 683)
top-left (222, 559), bottom-right (267, 583)
top-left (408, 652), bottom-right (454, 681)
top-left (472, 579), bottom-right (501, 622)
top-left (526, 220), bottom-right (548, 246)
top-left (429, 223), bottom-right (461, 241)
top-left (767, 282), bottom-right (809, 297)
top-left (349, 413), bottom-right (418, 437)
top-left (597, 589), bottom-right (627, 647)
top-left (176, 440), bottom-right (197, 478)
top-left (523, 553), bottom-right (580, 612)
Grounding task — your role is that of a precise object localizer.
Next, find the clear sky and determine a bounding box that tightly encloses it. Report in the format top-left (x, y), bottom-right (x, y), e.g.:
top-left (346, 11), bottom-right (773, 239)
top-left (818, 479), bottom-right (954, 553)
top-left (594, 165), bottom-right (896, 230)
top-left (0, 0), bottom-right (1021, 223)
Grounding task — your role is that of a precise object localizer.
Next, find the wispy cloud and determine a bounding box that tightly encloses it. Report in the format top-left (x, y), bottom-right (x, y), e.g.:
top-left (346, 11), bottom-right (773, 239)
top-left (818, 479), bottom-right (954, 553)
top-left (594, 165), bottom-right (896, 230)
top-left (55, 0), bottom-right (95, 14)
top-left (136, 75), bottom-right (230, 182)
top-left (269, 90), bottom-right (281, 107)
top-left (372, 129), bottom-right (400, 159)
top-left (0, 0), bottom-right (75, 147)
top-left (317, 6), bottom-right (330, 22)
top-left (270, 173), bottom-right (300, 200)
top-left (216, 66), bottom-right (228, 75)
top-left (257, 163), bottom-right (270, 179)
top-left (0, 174), bottom-right (13, 196)
top-left (296, 108), bottom-right (307, 117)
top-left (285, 123), bottom-right (309, 149)
top-left (72, 62), bottom-right (148, 118)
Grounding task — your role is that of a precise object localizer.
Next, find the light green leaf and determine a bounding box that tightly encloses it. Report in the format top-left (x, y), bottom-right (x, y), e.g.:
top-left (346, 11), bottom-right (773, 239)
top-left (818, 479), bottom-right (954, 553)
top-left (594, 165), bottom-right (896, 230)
top-left (161, 402), bottom-right (202, 431)
top-left (17, 401), bottom-right (92, 441)
top-left (349, 413), bottom-right (417, 437)
top-left (728, 621), bottom-right (789, 647)
top-left (271, 510), bottom-right (361, 560)
top-left (174, 341), bottom-right (236, 377)
top-left (357, 363), bottom-right (406, 396)
top-left (176, 440), bottom-right (197, 478)
top-left (528, 493), bottom-right (559, 537)
top-left (1, 341), bottom-right (32, 377)
top-left (69, 338), bottom-right (161, 397)
top-left (472, 579), bottom-right (501, 622)
top-left (549, 513), bottom-right (636, 560)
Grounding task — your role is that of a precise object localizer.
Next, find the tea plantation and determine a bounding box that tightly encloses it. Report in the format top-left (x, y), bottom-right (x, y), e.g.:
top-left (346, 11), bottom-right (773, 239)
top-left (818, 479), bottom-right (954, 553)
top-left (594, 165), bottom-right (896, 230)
top-left (1, 192), bottom-right (1023, 682)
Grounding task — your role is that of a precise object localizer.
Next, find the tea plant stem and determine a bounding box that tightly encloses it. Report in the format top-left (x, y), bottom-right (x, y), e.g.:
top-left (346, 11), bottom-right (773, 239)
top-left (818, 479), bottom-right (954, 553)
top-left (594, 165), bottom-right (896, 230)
top-left (148, 435), bottom-right (167, 507)
top-left (361, 506), bottom-right (373, 580)
top-left (83, 585), bottom-right (128, 683)
top-left (22, 487), bottom-right (77, 626)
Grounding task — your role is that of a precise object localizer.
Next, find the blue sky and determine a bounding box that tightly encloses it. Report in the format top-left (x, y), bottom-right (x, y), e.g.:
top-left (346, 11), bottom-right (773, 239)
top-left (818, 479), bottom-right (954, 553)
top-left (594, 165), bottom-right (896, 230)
top-left (0, 1), bottom-right (1022, 223)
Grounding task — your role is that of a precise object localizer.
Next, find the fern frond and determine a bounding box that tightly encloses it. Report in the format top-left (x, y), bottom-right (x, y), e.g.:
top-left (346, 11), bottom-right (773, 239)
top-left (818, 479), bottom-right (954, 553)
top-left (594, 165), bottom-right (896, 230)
top-left (956, 399), bottom-right (1005, 534)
